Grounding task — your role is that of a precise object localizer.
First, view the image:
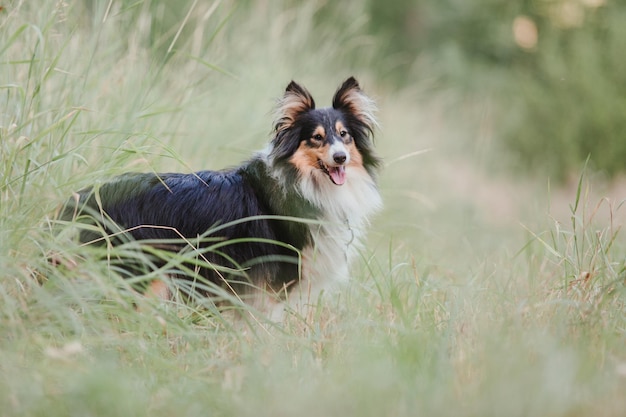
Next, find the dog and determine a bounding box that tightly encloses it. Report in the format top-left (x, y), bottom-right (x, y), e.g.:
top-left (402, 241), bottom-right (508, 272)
top-left (58, 77), bottom-right (382, 319)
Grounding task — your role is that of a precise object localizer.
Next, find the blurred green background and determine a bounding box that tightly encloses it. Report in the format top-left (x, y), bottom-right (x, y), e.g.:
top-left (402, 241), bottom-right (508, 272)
top-left (113, 0), bottom-right (626, 181)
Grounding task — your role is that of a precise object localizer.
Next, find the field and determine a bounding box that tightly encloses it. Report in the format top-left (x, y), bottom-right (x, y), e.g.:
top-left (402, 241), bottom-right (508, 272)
top-left (1, 2), bottom-right (625, 416)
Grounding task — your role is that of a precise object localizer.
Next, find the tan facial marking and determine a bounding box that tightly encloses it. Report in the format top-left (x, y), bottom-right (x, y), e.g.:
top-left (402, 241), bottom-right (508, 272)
top-left (335, 120), bottom-right (352, 144)
top-left (346, 141), bottom-right (362, 166)
top-left (290, 137), bottom-right (365, 184)
top-left (290, 141), bottom-right (333, 174)
top-left (311, 126), bottom-right (326, 141)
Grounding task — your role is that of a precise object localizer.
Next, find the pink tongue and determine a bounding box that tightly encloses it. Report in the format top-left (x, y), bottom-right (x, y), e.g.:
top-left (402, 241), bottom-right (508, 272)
top-left (329, 166), bottom-right (346, 185)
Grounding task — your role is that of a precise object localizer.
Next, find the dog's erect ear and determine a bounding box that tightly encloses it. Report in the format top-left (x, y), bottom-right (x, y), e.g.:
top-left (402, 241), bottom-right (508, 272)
top-left (332, 77), bottom-right (377, 134)
top-left (273, 81), bottom-right (316, 133)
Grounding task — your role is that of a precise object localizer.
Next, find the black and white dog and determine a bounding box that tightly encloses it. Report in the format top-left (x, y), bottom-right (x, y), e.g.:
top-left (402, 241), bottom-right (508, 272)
top-left (60, 77), bottom-right (382, 319)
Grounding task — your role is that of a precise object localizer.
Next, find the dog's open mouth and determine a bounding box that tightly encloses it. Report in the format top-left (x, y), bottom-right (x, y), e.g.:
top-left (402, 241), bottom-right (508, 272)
top-left (318, 160), bottom-right (346, 186)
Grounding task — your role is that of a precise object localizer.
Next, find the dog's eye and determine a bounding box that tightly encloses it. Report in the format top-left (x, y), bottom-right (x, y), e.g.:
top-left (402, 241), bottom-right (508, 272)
top-left (339, 130), bottom-right (348, 137)
top-left (312, 134), bottom-right (323, 141)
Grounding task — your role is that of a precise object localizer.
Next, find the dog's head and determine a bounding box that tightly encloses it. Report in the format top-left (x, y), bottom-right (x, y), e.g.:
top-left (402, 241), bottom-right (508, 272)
top-left (270, 77), bottom-right (381, 187)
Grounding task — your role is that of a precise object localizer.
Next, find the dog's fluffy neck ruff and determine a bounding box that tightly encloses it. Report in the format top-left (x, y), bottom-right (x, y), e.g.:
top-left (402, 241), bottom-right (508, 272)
top-left (250, 144), bottom-right (382, 301)
top-left (293, 153), bottom-right (382, 290)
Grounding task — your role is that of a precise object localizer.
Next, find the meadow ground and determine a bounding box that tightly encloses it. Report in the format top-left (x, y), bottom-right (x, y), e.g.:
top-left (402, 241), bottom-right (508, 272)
top-left (1, 2), bottom-right (625, 416)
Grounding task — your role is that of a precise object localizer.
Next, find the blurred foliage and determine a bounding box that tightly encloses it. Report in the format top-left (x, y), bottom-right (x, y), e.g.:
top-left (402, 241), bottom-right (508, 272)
top-left (501, 2), bottom-right (626, 180)
top-left (364, 0), bottom-right (626, 180)
top-left (74, 0), bottom-right (625, 181)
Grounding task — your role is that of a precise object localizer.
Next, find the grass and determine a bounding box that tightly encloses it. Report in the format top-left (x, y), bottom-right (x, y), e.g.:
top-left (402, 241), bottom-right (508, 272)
top-left (1, 1), bottom-right (625, 416)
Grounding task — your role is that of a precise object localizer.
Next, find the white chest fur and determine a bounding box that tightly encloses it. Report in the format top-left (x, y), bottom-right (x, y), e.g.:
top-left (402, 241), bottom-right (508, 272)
top-left (295, 164), bottom-right (382, 301)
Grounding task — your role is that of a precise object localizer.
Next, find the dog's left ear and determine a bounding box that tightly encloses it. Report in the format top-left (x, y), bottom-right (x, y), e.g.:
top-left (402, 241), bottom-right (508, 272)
top-left (332, 77), bottom-right (378, 134)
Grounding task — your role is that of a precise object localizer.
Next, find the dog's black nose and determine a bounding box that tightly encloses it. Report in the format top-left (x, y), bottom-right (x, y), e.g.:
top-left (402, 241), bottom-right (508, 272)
top-left (333, 152), bottom-right (347, 164)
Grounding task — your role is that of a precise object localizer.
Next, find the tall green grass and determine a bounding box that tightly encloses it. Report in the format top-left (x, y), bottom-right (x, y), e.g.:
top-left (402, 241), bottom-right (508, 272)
top-left (1, 1), bottom-right (625, 416)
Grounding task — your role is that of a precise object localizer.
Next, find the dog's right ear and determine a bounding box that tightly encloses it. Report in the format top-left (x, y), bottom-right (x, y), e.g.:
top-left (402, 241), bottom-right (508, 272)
top-left (273, 81), bottom-right (316, 134)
